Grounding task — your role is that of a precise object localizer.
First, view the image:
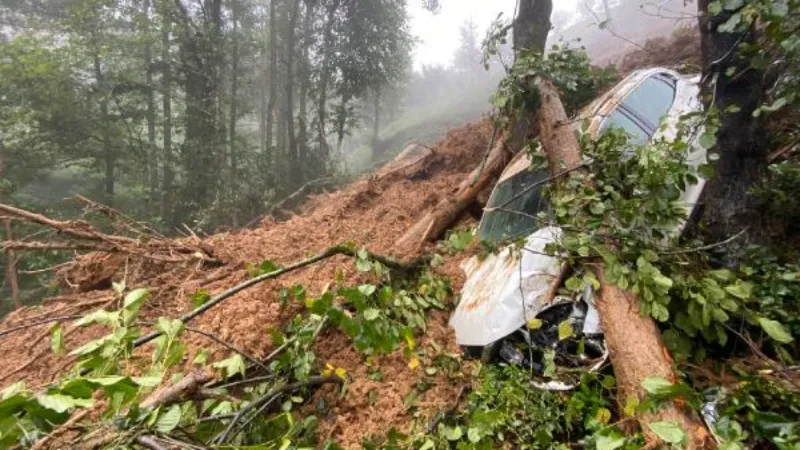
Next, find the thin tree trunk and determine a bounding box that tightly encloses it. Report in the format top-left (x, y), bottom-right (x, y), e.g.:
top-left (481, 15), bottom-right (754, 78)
top-left (371, 86), bottom-right (381, 160)
top-left (143, 0), bottom-right (158, 202)
top-left (285, 0), bottom-right (301, 187)
top-left (92, 42), bottom-right (114, 200)
top-left (161, 10), bottom-right (174, 224)
top-left (265, 0), bottom-right (279, 157)
top-left (317, 0), bottom-right (340, 162)
top-left (229, 0), bottom-right (240, 226)
top-left (298, 0), bottom-right (312, 177)
top-left (3, 218), bottom-right (21, 310)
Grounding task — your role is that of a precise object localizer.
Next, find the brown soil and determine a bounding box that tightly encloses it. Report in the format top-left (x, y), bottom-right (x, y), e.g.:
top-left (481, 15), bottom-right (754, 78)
top-left (0, 120), bottom-right (491, 447)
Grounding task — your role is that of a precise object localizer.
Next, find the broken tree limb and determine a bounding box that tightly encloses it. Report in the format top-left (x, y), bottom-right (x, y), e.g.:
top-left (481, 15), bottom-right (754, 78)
top-left (140, 370), bottom-right (214, 410)
top-left (1, 241), bottom-right (116, 252)
top-left (395, 135), bottom-right (511, 252)
top-left (133, 245), bottom-right (427, 347)
top-left (0, 202), bottom-right (214, 262)
top-left (533, 78), bottom-right (712, 449)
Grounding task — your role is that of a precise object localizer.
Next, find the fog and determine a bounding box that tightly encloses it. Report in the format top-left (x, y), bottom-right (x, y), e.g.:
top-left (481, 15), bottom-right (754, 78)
top-left (345, 0), bottom-right (697, 172)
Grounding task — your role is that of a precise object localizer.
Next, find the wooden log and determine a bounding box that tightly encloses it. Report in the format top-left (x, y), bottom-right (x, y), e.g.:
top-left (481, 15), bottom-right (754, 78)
top-left (534, 79), bottom-right (712, 449)
top-left (394, 136), bottom-right (510, 252)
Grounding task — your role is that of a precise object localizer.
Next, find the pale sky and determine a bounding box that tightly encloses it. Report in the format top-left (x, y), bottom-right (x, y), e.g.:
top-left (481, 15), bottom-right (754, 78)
top-left (409, 0), bottom-right (581, 70)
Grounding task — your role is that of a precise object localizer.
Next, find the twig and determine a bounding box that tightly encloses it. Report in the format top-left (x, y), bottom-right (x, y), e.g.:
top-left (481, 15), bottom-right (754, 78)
top-left (470, 121), bottom-right (501, 187)
top-left (137, 321), bottom-right (268, 372)
top-left (20, 262), bottom-right (73, 275)
top-left (133, 245), bottom-right (423, 347)
top-left (659, 228), bottom-right (748, 255)
top-left (29, 408), bottom-right (92, 450)
top-left (483, 162), bottom-right (591, 213)
top-left (1, 240), bottom-right (116, 252)
top-left (0, 315), bottom-right (83, 339)
top-left (214, 376), bottom-right (343, 444)
top-left (135, 435), bottom-right (169, 450)
top-left (140, 371), bottom-right (214, 410)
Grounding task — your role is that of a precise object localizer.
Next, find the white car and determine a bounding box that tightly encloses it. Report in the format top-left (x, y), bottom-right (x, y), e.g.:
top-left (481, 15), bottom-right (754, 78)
top-left (450, 68), bottom-right (707, 383)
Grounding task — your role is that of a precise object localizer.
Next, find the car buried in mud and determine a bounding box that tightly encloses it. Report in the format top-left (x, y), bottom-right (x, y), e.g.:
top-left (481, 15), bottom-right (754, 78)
top-left (450, 67), bottom-right (708, 389)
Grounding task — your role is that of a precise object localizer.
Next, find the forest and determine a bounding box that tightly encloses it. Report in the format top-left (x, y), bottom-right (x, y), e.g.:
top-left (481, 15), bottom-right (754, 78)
top-left (0, 0), bottom-right (799, 449)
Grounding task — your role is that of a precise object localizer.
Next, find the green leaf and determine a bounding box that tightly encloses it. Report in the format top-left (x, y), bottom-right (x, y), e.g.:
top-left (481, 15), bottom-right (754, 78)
top-left (51, 323), bottom-right (63, 356)
top-left (558, 320), bottom-right (574, 341)
top-left (212, 354), bottom-right (247, 378)
top-left (527, 318), bottom-right (543, 330)
top-left (123, 288), bottom-right (150, 309)
top-left (74, 310), bottom-right (119, 327)
top-left (363, 308), bottom-right (380, 321)
top-left (758, 317), bottom-right (794, 343)
top-left (259, 259), bottom-right (280, 274)
top-left (356, 259), bottom-right (372, 273)
top-left (193, 350), bottom-right (209, 365)
top-left (590, 202), bottom-right (606, 215)
top-left (112, 280), bottom-right (126, 294)
top-left (596, 435), bottom-right (626, 450)
top-left (642, 377), bottom-right (672, 395)
top-left (191, 289), bottom-right (212, 308)
top-left (419, 439), bottom-right (435, 450)
top-left (467, 427), bottom-right (481, 443)
top-left (37, 394), bottom-right (94, 413)
top-left (444, 425), bottom-right (463, 441)
top-left (358, 284), bottom-right (376, 296)
top-left (648, 421), bottom-right (686, 445)
top-left (724, 282), bottom-right (752, 300)
top-left (154, 404), bottom-right (182, 433)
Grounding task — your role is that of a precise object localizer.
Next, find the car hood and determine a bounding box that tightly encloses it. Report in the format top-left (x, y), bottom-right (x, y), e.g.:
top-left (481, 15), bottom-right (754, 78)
top-left (449, 226), bottom-right (564, 346)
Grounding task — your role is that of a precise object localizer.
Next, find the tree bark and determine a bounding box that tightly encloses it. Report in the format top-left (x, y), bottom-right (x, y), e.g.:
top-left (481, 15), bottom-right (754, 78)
top-left (371, 86), bottom-right (381, 159)
top-left (317, 0), bottom-right (340, 163)
top-left (395, 135), bottom-right (510, 252)
top-left (534, 79), bottom-right (712, 450)
top-left (266, 0), bottom-right (279, 159)
top-left (285, 0), bottom-right (302, 188)
top-left (3, 218), bottom-right (21, 310)
top-left (229, 0), bottom-right (240, 226)
top-left (143, 0), bottom-right (158, 202)
top-left (696, 0), bottom-right (767, 261)
top-left (160, 7), bottom-right (174, 225)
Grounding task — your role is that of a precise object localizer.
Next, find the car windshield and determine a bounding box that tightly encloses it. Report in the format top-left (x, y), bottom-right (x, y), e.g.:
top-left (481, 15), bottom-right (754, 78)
top-left (477, 169), bottom-right (550, 243)
top-left (478, 72), bottom-right (679, 243)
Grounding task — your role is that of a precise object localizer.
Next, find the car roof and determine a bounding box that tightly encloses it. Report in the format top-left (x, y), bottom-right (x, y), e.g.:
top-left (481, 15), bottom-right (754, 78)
top-left (496, 67), bottom-right (692, 184)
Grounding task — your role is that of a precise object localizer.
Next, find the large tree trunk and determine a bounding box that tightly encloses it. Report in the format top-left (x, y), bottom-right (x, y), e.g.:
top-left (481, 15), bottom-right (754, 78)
top-left (535, 79), bottom-right (712, 450)
top-left (696, 0), bottom-right (767, 261)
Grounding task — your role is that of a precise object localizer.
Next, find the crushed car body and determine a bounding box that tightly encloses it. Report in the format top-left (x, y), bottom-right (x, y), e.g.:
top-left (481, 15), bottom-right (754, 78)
top-left (450, 68), bottom-right (707, 385)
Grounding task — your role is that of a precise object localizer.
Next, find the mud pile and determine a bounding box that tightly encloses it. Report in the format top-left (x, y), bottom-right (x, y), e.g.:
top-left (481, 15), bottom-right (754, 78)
top-left (0, 120), bottom-right (492, 447)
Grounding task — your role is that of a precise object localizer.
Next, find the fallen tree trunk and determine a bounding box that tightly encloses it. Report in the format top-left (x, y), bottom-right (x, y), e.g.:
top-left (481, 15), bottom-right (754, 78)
top-left (395, 135), bottom-right (510, 252)
top-left (534, 79), bottom-right (712, 449)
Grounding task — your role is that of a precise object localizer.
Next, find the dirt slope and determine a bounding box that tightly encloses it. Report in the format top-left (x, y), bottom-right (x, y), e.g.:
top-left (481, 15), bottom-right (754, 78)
top-left (0, 120), bottom-right (491, 447)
